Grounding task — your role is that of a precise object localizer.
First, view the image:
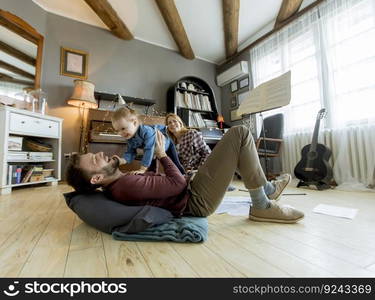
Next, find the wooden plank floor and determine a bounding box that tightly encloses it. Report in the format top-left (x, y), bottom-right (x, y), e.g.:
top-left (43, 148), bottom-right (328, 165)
top-left (0, 180), bottom-right (374, 278)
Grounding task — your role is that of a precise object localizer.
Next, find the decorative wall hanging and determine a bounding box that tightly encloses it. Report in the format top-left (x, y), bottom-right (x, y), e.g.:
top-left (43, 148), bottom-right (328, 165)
top-left (60, 47), bottom-right (88, 80)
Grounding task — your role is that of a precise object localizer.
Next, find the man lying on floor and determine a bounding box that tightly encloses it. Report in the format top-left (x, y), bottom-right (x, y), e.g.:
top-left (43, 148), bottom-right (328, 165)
top-left (65, 126), bottom-right (304, 223)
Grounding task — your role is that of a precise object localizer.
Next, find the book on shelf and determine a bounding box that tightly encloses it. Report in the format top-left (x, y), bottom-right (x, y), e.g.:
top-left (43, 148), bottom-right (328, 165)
top-left (203, 119), bottom-right (218, 128)
top-left (7, 151), bottom-right (28, 161)
top-left (29, 165), bottom-right (44, 182)
top-left (193, 94), bottom-right (201, 110)
top-left (15, 166), bottom-right (22, 184)
top-left (28, 152), bottom-right (53, 160)
top-left (183, 92), bottom-right (192, 108)
top-left (188, 111), bottom-right (206, 128)
top-left (7, 165), bottom-right (22, 184)
top-left (7, 151), bottom-right (54, 161)
top-left (21, 166), bottom-right (34, 183)
top-left (175, 91), bottom-right (185, 108)
top-left (8, 136), bottom-right (23, 151)
top-left (201, 95), bottom-right (212, 111)
top-left (7, 164), bottom-right (46, 184)
top-left (7, 166), bottom-right (11, 185)
top-left (175, 91), bottom-right (212, 112)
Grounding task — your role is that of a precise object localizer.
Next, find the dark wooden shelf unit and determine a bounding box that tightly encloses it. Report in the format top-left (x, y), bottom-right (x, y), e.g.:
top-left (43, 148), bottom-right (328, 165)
top-left (167, 76), bottom-right (218, 128)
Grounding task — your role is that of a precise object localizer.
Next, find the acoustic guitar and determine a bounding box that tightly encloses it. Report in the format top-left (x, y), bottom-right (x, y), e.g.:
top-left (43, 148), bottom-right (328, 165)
top-left (294, 108), bottom-right (333, 190)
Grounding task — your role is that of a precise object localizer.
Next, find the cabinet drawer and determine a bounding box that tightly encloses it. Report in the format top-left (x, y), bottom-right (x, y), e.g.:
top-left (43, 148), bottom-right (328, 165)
top-left (9, 113), bottom-right (59, 137)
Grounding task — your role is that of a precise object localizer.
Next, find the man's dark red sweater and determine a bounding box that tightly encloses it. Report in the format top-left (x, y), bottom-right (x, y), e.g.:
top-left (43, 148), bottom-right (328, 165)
top-left (107, 156), bottom-right (190, 216)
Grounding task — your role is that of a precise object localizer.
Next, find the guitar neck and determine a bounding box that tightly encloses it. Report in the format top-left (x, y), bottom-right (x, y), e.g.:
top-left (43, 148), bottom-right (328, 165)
top-left (305, 114), bottom-right (323, 169)
top-left (310, 118), bottom-right (321, 152)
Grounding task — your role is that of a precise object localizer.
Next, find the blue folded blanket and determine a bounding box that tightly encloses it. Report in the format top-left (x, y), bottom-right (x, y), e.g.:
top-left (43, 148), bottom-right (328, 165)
top-left (112, 217), bottom-right (208, 243)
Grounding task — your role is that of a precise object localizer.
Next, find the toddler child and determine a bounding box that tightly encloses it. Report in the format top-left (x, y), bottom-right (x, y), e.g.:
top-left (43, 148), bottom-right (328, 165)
top-left (111, 107), bottom-right (185, 174)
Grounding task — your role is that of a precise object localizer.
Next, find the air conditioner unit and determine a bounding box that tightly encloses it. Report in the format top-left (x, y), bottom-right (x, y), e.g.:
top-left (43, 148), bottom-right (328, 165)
top-left (216, 61), bottom-right (248, 87)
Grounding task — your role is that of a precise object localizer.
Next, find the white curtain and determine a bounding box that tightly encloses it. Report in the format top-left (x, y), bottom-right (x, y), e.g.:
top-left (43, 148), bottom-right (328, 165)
top-left (250, 0), bottom-right (375, 189)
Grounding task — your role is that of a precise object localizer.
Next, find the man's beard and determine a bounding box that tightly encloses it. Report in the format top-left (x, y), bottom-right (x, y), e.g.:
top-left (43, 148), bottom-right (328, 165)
top-left (101, 156), bottom-right (120, 176)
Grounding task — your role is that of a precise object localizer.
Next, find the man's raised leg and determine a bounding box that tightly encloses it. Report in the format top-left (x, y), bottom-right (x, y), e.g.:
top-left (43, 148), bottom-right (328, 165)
top-left (187, 126), bottom-right (304, 223)
top-left (188, 126), bottom-right (267, 215)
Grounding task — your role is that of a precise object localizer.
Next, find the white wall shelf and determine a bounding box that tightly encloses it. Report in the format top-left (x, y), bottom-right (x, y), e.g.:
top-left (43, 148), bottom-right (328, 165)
top-left (7, 159), bottom-right (56, 163)
top-left (6, 177), bottom-right (58, 188)
top-left (0, 105), bottom-right (63, 195)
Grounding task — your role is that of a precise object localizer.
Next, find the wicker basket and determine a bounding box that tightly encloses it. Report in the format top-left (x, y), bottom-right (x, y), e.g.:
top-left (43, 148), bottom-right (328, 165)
top-left (42, 169), bottom-right (54, 177)
top-left (24, 138), bottom-right (52, 152)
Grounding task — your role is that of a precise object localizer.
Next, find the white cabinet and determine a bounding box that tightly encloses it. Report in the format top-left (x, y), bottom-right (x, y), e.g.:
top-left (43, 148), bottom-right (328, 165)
top-left (9, 113), bottom-right (59, 137)
top-left (0, 105), bottom-right (63, 194)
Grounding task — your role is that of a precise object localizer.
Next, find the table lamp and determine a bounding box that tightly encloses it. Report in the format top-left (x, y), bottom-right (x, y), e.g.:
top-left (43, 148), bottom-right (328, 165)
top-left (66, 80), bottom-right (98, 153)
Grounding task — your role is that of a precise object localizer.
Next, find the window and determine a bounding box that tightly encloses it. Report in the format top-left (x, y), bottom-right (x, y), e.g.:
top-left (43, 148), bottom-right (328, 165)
top-left (250, 0), bottom-right (375, 133)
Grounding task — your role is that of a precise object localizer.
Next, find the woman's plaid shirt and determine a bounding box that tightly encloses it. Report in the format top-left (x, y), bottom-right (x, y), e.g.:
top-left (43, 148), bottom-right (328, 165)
top-left (175, 129), bottom-right (211, 171)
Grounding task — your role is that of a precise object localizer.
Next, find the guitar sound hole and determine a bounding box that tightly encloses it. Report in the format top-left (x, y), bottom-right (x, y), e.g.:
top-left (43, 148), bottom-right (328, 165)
top-left (307, 152), bottom-right (318, 160)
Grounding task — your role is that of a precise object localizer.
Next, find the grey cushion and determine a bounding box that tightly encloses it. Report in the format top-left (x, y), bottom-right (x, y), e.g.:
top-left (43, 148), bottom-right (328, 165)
top-left (64, 191), bottom-right (173, 234)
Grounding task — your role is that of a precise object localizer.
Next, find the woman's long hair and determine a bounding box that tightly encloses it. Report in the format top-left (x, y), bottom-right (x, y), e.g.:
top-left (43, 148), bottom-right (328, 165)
top-left (165, 113), bottom-right (189, 144)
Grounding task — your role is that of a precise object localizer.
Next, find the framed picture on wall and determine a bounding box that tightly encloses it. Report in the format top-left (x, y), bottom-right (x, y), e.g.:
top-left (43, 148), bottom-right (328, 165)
top-left (230, 96), bottom-right (237, 108)
top-left (60, 47), bottom-right (89, 79)
top-left (230, 80), bottom-right (238, 92)
top-left (239, 77), bottom-right (249, 89)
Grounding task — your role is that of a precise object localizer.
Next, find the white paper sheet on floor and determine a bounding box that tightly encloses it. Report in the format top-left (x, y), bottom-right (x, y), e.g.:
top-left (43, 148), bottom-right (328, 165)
top-left (313, 204), bottom-right (358, 219)
top-left (215, 196), bottom-right (251, 216)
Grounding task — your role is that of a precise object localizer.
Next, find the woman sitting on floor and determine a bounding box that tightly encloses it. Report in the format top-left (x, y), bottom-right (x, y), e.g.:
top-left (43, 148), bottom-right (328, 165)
top-left (165, 113), bottom-right (211, 175)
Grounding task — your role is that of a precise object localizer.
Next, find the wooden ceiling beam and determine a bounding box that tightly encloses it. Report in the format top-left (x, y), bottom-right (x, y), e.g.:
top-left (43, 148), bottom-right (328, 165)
top-left (274, 0), bottom-right (303, 29)
top-left (222, 0), bottom-right (325, 65)
top-left (84, 0), bottom-right (133, 40)
top-left (0, 60), bottom-right (34, 80)
top-left (223, 0), bottom-right (240, 58)
top-left (155, 0), bottom-right (195, 60)
top-left (0, 41), bottom-right (36, 66)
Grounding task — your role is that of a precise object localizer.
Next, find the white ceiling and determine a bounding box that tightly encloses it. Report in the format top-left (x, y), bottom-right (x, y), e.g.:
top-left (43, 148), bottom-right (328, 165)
top-left (32, 0), bottom-right (314, 64)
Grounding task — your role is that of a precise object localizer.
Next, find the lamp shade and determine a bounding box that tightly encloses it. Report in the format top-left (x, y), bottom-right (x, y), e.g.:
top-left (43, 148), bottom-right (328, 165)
top-left (67, 80), bottom-right (98, 109)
